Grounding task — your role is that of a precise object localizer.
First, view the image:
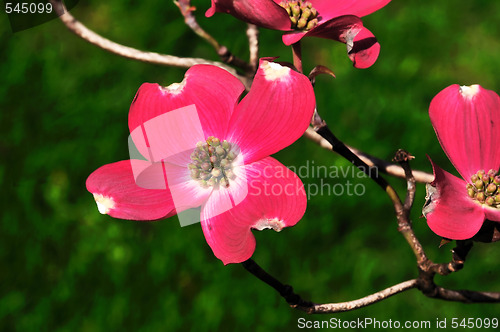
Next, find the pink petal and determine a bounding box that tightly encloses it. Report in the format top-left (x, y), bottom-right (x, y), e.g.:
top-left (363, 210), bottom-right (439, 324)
top-left (483, 206), bottom-right (500, 222)
top-left (288, 15), bottom-right (380, 68)
top-left (128, 65), bottom-right (245, 159)
top-left (425, 159), bottom-right (485, 240)
top-left (200, 157), bottom-right (306, 264)
top-left (347, 26), bottom-right (380, 69)
top-left (311, 0), bottom-right (391, 19)
top-left (429, 84), bottom-right (500, 180)
top-left (86, 160), bottom-right (176, 221)
top-left (281, 31), bottom-right (307, 46)
top-left (129, 104), bottom-right (205, 165)
top-left (226, 59), bottom-right (316, 164)
top-left (206, 0), bottom-right (291, 31)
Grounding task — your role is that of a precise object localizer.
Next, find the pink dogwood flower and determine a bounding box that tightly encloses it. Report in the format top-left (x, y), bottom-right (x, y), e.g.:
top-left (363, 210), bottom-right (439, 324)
top-left (86, 59), bottom-right (315, 264)
top-left (424, 84), bottom-right (500, 240)
top-left (206, 0), bottom-right (391, 68)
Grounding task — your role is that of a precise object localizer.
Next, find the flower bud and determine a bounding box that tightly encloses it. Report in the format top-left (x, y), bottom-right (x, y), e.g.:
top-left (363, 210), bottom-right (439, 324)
top-left (220, 177), bottom-right (229, 188)
top-left (190, 169), bottom-right (200, 179)
top-left (297, 17), bottom-right (307, 29)
top-left (301, 8), bottom-right (311, 19)
top-left (211, 167), bottom-right (222, 177)
top-left (486, 183), bottom-right (497, 194)
top-left (486, 196), bottom-right (495, 206)
top-left (306, 18), bottom-right (318, 30)
top-left (216, 146), bottom-right (225, 156)
top-left (207, 178), bottom-right (216, 187)
top-left (475, 179), bottom-right (484, 190)
top-left (467, 188), bottom-right (475, 198)
top-left (476, 192), bottom-right (485, 202)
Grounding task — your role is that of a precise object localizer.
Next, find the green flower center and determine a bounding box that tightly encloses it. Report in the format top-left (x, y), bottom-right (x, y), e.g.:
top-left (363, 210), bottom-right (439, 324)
top-left (467, 169), bottom-right (500, 208)
top-left (279, 0), bottom-right (319, 31)
top-left (188, 136), bottom-right (237, 188)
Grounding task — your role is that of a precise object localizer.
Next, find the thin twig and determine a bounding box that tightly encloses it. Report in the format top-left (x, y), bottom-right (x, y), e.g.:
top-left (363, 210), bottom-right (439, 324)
top-left (246, 24), bottom-right (259, 72)
top-left (174, 0), bottom-right (253, 74)
top-left (241, 259), bottom-right (313, 308)
top-left (431, 287), bottom-right (500, 303)
top-left (315, 124), bottom-right (389, 191)
top-left (48, 0), bottom-right (251, 87)
top-left (303, 127), bottom-right (434, 183)
top-left (393, 150), bottom-right (428, 265)
top-left (174, 0), bottom-right (221, 50)
top-left (304, 280), bottom-right (418, 314)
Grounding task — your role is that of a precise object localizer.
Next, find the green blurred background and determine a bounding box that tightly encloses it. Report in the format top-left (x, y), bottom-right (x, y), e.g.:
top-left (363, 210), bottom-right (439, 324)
top-left (1, 0), bottom-right (500, 330)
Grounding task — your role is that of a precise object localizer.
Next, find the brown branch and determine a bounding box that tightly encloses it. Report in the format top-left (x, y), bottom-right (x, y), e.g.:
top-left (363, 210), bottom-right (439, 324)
top-left (246, 24), bottom-right (259, 72)
top-left (174, 0), bottom-right (221, 50)
top-left (302, 280), bottom-right (418, 314)
top-left (393, 150), bottom-right (428, 265)
top-left (303, 127), bottom-right (434, 183)
top-left (174, 0), bottom-right (254, 74)
top-left (48, 0), bottom-right (251, 87)
top-left (430, 287), bottom-right (500, 303)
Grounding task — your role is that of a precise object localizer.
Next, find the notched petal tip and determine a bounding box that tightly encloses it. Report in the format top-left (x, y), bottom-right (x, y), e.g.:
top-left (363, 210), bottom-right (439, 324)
top-left (459, 84), bottom-right (480, 99)
top-left (260, 60), bottom-right (291, 81)
top-left (253, 218), bottom-right (285, 232)
top-left (160, 80), bottom-right (186, 95)
top-left (92, 193), bottom-right (115, 215)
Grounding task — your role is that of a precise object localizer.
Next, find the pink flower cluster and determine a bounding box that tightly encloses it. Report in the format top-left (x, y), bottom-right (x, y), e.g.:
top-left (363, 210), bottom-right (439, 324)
top-left (207, 0), bottom-right (391, 68)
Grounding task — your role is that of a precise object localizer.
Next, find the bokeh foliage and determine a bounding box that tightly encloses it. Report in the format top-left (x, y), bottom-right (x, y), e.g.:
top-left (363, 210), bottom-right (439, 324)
top-left (1, 0), bottom-right (500, 330)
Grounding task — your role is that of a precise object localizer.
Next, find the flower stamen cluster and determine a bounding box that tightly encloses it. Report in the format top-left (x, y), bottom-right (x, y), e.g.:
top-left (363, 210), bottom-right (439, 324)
top-left (188, 136), bottom-right (237, 188)
top-left (279, 0), bottom-right (318, 31)
top-left (467, 169), bottom-right (500, 207)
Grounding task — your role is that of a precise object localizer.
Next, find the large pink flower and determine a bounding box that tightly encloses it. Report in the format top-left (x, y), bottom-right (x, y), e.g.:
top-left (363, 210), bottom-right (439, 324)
top-left (86, 59), bottom-right (315, 264)
top-left (206, 0), bottom-right (391, 68)
top-left (424, 84), bottom-right (500, 240)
